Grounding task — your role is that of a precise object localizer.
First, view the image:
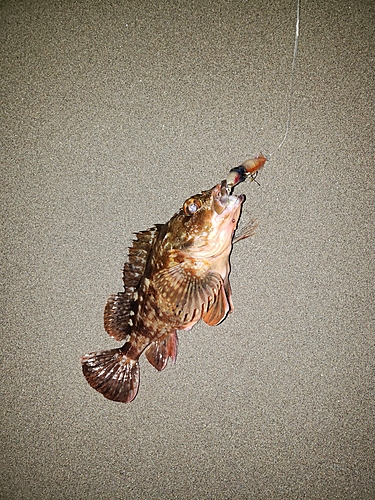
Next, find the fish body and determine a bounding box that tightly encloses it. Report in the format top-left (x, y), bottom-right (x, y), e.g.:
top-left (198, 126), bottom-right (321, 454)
top-left (81, 156), bottom-right (266, 403)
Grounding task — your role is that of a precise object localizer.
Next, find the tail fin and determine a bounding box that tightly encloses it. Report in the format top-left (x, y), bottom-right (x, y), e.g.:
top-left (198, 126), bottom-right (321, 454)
top-left (81, 348), bottom-right (140, 403)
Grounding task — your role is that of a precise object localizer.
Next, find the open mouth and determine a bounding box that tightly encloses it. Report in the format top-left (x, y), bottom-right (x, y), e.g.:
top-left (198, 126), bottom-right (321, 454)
top-left (213, 180), bottom-right (244, 215)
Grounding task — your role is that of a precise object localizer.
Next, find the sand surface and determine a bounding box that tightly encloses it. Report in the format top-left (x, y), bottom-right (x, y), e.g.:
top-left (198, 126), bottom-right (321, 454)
top-left (1, 1), bottom-right (374, 498)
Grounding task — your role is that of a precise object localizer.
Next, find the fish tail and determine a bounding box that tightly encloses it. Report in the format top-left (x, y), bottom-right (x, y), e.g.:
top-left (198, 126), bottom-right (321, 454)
top-left (80, 345), bottom-right (140, 403)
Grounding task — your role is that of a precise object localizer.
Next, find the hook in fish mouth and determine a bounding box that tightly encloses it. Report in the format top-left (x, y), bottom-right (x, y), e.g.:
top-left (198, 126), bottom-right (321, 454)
top-left (220, 179), bottom-right (229, 204)
top-left (213, 180), bottom-right (244, 215)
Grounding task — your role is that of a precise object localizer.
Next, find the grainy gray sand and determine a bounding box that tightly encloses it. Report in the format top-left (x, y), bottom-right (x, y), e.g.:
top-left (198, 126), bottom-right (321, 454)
top-left (1, 1), bottom-right (374, 499)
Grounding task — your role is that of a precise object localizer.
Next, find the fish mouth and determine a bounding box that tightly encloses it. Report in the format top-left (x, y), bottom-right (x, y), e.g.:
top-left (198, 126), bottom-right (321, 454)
top-left (213, 180), bottom-right (244, 215)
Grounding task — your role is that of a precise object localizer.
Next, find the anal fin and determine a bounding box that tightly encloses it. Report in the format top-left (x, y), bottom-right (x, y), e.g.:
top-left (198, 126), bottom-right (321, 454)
top-left (145, 331), bottom-right (178, 371)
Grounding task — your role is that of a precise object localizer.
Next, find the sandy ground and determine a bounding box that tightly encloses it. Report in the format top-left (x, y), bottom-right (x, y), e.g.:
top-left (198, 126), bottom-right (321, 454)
top-left (1, 0), bottom-right (374, 499)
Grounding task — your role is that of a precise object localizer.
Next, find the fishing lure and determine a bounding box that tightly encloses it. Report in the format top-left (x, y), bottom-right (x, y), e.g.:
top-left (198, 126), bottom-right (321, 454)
top-left (226, 154), bottom-right (267, 191)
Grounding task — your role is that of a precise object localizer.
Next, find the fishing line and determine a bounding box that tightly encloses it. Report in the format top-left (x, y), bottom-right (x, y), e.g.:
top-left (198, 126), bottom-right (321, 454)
top-left (265, 0), bottom-right (300, 159)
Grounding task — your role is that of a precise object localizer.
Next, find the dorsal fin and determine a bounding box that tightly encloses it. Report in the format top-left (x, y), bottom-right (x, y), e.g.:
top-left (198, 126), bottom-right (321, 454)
top-left (104, 225), bottom-right (162, 341)
top-left (123, 225), bottom-right (163, 289)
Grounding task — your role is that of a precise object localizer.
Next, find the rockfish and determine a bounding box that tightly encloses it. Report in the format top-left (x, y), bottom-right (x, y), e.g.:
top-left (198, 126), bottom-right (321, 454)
top-left (81, 155), bottom-right (266, 402)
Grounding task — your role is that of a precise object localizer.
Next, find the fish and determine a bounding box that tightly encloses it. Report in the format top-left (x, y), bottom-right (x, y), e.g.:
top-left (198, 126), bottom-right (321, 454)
top-left (81, 154), bottom-right (266, 403)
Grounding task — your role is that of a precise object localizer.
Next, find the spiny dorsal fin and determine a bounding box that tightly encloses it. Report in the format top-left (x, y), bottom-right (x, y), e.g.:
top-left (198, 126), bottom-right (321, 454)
top-left (122, 225), bottom-right (163, 289)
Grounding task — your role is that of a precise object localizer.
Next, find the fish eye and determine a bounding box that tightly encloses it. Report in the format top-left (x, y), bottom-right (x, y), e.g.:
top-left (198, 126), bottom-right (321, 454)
top-left (183, 198), bottom-right (201, 216)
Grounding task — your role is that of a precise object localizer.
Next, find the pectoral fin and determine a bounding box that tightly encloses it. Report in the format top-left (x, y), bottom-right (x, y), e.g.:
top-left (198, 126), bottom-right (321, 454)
top-left (153, 254), bottom-right (223, 323)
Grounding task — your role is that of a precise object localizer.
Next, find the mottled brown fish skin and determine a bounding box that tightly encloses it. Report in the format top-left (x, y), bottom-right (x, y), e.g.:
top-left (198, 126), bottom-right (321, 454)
top-left (81, 180), bottom-right (255, 403)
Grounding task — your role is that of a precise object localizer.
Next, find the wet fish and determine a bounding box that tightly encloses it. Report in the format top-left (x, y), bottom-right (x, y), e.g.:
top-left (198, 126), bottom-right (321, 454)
top-left (81, 155), bottom-right (266, 402)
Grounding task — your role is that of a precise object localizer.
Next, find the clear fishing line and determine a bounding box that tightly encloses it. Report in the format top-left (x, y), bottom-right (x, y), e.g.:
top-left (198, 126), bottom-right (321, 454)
top-left (265, 0), bottom-right (300, 159)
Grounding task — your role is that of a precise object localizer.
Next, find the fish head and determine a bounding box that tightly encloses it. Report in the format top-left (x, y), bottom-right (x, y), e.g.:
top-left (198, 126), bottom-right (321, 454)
top-left (167, 180), bottom-right (245, 260)
top-left (153, 180), bottom-right (246, 329)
